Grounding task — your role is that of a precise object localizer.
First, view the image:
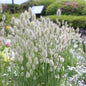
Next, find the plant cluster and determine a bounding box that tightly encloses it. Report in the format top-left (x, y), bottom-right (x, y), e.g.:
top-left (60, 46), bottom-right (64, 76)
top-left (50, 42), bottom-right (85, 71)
top-left (61, 1), bottom-right (84, 15)
top-left (0, 39), bottom-right (11, 62)
top-left (43, 0), bottom-right (86, 15)
top-left (0, 7), bottom-right (83, 86)
top-left (2, 4), bottom-right (21, 13)
top-left (0, 5), bottom-right (86, 86)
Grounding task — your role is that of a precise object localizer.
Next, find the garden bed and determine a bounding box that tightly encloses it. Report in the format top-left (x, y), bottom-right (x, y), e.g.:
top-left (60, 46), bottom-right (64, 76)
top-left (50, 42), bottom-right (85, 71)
top-left (0, 6), bottom-right (86, 86)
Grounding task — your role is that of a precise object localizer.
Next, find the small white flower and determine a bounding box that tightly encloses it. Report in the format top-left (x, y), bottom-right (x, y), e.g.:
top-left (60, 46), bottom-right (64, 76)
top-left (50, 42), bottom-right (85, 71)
top-left (55, 75), bottom-right (60, 79)
top-left (7, 66), bottom-right (11, 72)
top-left (14, 71), bottom-right (17, 76)
top-left (33, 76), bottom-right (36, 80)
top-left (59, 57), bottom-right (64, 63)
top-left (2, 14), bottom-right (5, 21)
top-left (32, 64), bottom-right (36, 70)
top-left (49, 60), bottom-right (54, 66)
top-left (26, 72), bottom-right (30, 78)
top-left (21, 66), bottom-right (24, 71)
top-left (74, 44), bottom-right (78, 48)
top-left (34, 57), bottom-right (39, 64)
top-left (56, 8), bottom-right (61, 17)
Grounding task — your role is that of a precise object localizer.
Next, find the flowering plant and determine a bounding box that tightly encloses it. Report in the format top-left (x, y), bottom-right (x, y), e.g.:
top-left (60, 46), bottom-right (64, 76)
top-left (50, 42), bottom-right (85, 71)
top-left (0, 6), bottom-right (85, 86)
top-left (0, 39), bottom-right (11, 62)
top-left (61, 1), bottom-right (84, 15)
top-left (2, 7), bottom-right (82, 86)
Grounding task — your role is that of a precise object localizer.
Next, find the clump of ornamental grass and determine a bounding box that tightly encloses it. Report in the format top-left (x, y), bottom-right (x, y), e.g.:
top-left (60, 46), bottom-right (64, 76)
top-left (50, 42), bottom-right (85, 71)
top-left (0, 14), bottom-right (6, 30)
top-left (0, 14), bottom-right (9, 37)
top-left (1, 7), bottom-right (82, 86)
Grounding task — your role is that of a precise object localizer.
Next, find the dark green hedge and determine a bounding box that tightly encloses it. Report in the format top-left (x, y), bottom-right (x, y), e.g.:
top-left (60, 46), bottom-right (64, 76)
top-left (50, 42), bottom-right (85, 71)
top-left (20, 0), bottom-right (37, 11)
top-left (2, 4), bottom-right (21, 13)
top-left (44, 15), bottom-right (86, 29)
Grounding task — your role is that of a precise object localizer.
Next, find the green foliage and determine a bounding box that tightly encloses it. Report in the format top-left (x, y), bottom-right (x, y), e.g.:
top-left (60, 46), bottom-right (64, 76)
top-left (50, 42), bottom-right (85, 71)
top-left (79, 73), bottom-right (86, 84)
top-left (45, 0), bottom-right (86, 15)
top-left (35, 0), bottom-right (56, 7)
top-left (0, 13), bottom-right (20, 25)
top-left (45, 15), bottom-right (86, 29)
top-left (45, 0), bottom-right (65, 15)
top-left (20, 0), bottom-right (36, 11)
top-left (81, 7), bottom-right (86, 15)
top-left (2, 4), bottom-right (21, 13)
top-left (34, 0), bottom-right (57, 15)
top-left (61, 1), bottom-right (85, 15)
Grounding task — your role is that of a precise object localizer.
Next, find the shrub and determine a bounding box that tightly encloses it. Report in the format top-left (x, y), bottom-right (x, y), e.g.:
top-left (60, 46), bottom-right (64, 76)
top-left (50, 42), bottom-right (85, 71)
top-left (61, 1), bottom-right (85, 15)
top-left (35, 0), bottom-right (56, 7)
top-left (6, 4), bottom-right (21, 13)
top-left (46, 0), bottom-right (65, 15)
top-left (81, 7), bottom-right (86, 15)
top-left (20, 0), bottom-right (36, 11)
top-left (1, 4), bottom-right (21, 13)
top-left (46, 0), bottom-right (86, 15)
top-left (44, 15), bottom-right (86, 29)
top-left (34, 0), bottom-right (57, 15)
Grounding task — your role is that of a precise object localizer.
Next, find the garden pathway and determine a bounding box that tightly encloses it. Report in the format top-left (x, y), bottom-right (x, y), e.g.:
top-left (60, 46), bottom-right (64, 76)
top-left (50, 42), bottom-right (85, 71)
top-left (82, 34), bottom-right (86, 41)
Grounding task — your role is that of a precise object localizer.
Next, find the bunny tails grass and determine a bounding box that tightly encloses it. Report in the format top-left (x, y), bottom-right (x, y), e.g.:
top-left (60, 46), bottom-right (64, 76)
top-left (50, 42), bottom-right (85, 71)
top-left (0, 7), bottom-right (86, 86)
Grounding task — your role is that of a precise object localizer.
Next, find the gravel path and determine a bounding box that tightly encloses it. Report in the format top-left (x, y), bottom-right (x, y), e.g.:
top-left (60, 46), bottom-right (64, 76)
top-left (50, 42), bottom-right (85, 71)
top-left (82, 35), bottom-right (86, 42)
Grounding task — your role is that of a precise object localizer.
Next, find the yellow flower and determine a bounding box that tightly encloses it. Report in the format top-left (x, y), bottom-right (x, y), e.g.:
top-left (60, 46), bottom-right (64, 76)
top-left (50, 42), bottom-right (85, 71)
top-left (41, 82), bottom-right (45, 85)
top-left (0, 51), bottom-right (5, 58)
top-left (4, 57), bottom-right (11, 62)
top-left (6, 26), bottom-right (9, 29)
top-left (70, 84), bottom-right (72, 86)
top-left (6, 82), bottom-right (9, 86)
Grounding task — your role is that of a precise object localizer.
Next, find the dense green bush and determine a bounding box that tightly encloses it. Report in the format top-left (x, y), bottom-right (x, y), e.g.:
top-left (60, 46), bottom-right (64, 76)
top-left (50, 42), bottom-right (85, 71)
top-left (20, 0), bottom-right (36, 11)
top-left (45, 0), bottom-right (86, 15)
top-left (34, 0), bottom-right (57, 15)
top-left (2, 4), bottom-right (21, 13)
top-left (44, 15), bottom-right (86, 29)
top-left (35, 0), bottom-right (56, 7)
top-left (45, 0), bottom-right (66, 15)
top-left (61, 1), bottom-right (85, 15)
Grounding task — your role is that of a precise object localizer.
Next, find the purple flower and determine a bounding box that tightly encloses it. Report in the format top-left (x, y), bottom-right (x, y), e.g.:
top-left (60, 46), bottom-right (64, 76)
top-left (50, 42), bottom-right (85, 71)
top-left (61, 9), bottom-right (64, 11)
top-left (71, 1), bottom-right (75, 4)
top-left (6, 7), bottom-right (9, 10)
top-left (71, 9), bottom-right (74, 12)
top-left (75, 2), bottom-right (78, 5)
top-left (64, 2), bottom-right (69, 6)
top-left (73, 5), bottom-right (77, 8)
top-left (81, 5), bottom-right (84, 7)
